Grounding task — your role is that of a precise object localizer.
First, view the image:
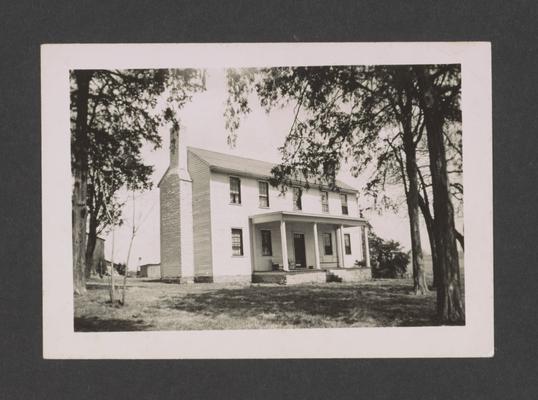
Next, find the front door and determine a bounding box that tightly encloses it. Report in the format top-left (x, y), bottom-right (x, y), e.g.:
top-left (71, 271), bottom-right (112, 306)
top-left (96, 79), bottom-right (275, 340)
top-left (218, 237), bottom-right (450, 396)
top-left (293, 233), bottom-right (306, 268)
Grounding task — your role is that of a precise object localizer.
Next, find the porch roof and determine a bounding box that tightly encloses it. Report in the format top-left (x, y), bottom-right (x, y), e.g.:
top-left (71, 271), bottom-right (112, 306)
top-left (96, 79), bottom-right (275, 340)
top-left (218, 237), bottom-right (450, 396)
top-left (249, 211), bottom-right (367, 227)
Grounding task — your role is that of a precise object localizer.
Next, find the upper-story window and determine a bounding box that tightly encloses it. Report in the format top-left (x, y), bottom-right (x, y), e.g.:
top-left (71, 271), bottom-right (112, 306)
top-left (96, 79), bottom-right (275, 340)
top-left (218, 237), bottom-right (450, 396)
top-left (229, 177), bottom-right (241, 204)
top-left (340, 193), bottom-right (348, 215)
top-left (258, 181), bottom-right (269, 208)
top-left (293, 187), bottom-right (302, 211)
top-left (321, 191), bottom-right (329, 213)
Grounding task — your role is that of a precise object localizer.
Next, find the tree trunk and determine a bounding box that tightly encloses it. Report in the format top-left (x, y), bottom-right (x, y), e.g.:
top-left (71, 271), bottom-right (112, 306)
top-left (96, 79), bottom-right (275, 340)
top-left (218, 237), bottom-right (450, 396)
top-left (455, 229), bottom-right (465, 251)
top-left (109, 225), bottom-right (116, 304)
top-left (396, 68), bottom-right (429, 295)
top-left (414, 66), bottom-right (464, 325)
top-left (418, 194), bottom-right (440, 288)
top-left (402, 125), bottom-right (429, 295)
top-left (85, 211), bottom-right (98, 279)
top-left (121, 191), bottom-right (136, 306)
top-left (72, 70), bottom-right (93, 296)
top-left (121, 235), bottom-right (134, 305)
top-left (404, 144), bottom-right (429, 294)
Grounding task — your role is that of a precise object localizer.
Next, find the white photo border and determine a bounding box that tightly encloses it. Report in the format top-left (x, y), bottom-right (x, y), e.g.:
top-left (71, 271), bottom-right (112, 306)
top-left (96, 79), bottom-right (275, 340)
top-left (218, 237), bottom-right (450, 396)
top-left (42, 42), bottom-right (493, 359)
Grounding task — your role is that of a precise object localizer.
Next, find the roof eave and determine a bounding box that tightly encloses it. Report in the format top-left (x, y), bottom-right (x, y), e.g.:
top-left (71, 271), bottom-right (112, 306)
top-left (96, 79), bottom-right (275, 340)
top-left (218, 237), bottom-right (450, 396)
top-left (209, 166), bottom-right (358, 194)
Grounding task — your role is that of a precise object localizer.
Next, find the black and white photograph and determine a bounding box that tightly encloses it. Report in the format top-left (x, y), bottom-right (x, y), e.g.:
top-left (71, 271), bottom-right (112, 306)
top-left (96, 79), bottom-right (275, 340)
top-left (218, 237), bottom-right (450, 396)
top-left (42, 43), bottom-right (493, 358)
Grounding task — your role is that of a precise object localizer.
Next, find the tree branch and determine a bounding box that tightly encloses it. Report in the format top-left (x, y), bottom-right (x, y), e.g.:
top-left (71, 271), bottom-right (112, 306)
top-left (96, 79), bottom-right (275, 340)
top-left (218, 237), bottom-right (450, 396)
top-left (385, 136), bottom-right (408, 196)
top-left (455, 229), bottom-right (464, 250)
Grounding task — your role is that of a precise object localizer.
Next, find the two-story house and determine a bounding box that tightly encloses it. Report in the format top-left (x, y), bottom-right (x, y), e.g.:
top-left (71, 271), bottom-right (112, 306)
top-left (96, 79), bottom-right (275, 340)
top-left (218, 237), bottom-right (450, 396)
top-left (159, 127), bottom-right (371, 284)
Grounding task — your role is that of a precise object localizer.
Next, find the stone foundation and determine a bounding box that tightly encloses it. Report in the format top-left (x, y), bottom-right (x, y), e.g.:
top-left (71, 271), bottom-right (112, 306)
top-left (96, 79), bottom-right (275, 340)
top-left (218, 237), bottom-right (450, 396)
top-left (213, 275), bottom-right (252, 284)
top-left (252, 272), bottom-right (287, 285)
top-left (194, 275), bottom-right (213, 283)
top-left (326, 268), bottom-right (371, 282)
top-left (160, 276), bottom-right (194, 284)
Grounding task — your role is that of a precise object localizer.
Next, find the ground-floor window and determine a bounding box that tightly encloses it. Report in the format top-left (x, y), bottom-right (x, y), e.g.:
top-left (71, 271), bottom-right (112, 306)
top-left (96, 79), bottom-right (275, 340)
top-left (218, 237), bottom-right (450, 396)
top-left (231, 228), bottom-right (244, 256)
top-left (261, 229), bottom-right (272, 256)
top-left (344, 233), bottom-right (352, 255)
top-left (323, 232), bottom-right (333, 255)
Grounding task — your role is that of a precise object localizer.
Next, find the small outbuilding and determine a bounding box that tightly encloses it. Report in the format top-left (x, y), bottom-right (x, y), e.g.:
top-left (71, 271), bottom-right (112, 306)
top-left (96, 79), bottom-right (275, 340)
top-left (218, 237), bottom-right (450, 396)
top-left (139, 263), bottom-right (161, 279)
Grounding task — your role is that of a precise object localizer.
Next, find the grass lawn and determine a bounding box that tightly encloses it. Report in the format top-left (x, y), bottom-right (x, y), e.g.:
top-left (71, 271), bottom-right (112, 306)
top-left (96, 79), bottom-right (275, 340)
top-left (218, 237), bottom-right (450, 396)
top-left (74, 277), bottom-right (446, 331)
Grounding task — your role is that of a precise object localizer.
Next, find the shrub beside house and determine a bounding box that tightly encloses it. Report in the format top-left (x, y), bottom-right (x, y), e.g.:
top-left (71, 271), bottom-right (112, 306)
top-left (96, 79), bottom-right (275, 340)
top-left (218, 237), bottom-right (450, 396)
top-left (368, 231), bottom-right (410, 279)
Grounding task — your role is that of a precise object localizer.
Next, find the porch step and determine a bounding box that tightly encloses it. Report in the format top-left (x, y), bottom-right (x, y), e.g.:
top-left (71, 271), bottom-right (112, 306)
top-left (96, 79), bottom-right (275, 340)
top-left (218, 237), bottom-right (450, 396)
top-left (286, 270), bottom-right (327, 285)
top-left (251, 272), bottom-right (287, 285)
top-left (252, 268), bottom-right (371, 285)
top-left (252, 270), bottom-right (327, 285)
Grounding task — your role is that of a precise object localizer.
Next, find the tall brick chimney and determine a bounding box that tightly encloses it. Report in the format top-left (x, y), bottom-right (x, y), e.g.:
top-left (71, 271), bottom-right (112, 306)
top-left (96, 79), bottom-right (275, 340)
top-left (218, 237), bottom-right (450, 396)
top-left (170, 123), bottom-right (179, 167)
top-left (159, 124), bottom-right (194, 283)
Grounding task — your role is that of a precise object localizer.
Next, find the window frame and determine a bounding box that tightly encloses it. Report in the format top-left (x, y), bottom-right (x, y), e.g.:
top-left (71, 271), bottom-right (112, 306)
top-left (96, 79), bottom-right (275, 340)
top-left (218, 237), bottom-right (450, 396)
top-left (229, 176), bottom-right (242, 205)
top-left (321, 190), bottom-right (329, 213)
top-left (260, 229), bottom-right (273, 256)
top-left (293, 186), bottom-right (303, 211)
top-left (323, 232), bottom-right (333, 255)
top-left (231, 228), bottom-right (244, 256)
top-left (340, 193), bottom-right (348, 215)
top-left (258, 180), bottom-right (270, 208)
top-left (344, 233), bottom-right (352, 255)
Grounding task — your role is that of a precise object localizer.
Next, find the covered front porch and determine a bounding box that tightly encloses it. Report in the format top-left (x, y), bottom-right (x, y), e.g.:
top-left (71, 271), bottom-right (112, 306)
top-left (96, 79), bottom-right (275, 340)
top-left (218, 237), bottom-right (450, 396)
top-left (248, 211), bottom-right (371, 277)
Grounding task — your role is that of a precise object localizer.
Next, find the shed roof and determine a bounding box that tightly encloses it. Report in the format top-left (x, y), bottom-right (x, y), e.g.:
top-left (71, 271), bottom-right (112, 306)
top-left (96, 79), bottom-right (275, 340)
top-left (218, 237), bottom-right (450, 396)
top-left (188, 147), bottom-right (357, 193)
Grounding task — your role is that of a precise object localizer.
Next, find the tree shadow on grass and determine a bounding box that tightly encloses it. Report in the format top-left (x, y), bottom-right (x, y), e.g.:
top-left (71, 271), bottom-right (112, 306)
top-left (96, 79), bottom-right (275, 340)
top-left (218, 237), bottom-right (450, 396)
top-left (86, 282), bottom-right (110, 289)
top-left (74, 316), bottom-right (151, 332)
top-left (159, 283), bottom-right (439, 327)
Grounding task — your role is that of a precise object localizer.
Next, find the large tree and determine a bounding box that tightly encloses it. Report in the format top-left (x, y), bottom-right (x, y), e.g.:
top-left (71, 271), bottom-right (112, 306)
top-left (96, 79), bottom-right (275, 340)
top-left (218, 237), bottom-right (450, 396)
top-left (382, 67), bottom-right (429, 294)
top-left (70, 69), bottom-right (205, 294)
top-left (225, 64), bottom-right (464, 323)
top-left (413, 65), bottom-right (464, 323)
top-left (416, 119), bottom-right (463, 287)
top-left (383, 81), bottom-right (463, 290)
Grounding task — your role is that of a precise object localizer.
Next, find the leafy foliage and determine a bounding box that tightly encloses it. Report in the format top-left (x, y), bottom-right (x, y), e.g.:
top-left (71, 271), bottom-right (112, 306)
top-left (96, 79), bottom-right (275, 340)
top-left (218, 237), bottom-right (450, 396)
top-left (113, 262), bottom-right (127, 276)
top-left (368, 230), bottom-right (410, 279)
top-left (225, 65), bottom-right (462, 213)
top-left (70, 69), bottom-right (205, 234)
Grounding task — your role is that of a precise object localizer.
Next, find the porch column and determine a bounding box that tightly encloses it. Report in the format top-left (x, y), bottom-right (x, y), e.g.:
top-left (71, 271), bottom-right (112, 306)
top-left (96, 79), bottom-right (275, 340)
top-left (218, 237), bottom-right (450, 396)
top-left (313, 223), bottom-right (321, 269)
top-left (280, 220), bottom-right (289, 271)
top-left (335, 226), bottom-right (342, 268)
top-left (339, 224), bottom-right (345, 268)
top-left (250, 220), bottom-right (257, 272)
top-left (364, 225), bottom-right (371, 268)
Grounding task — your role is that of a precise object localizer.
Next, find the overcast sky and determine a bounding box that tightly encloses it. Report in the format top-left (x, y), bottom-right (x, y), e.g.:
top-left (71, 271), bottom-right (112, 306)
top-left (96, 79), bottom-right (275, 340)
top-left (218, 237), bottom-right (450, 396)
top-left (103, 69), bottom-right (434, 270)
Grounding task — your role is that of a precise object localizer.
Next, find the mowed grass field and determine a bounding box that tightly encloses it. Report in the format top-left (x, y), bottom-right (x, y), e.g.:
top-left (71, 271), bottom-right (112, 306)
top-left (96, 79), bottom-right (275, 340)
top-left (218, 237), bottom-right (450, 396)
top-left (74, 269), bottom-right (464, 332)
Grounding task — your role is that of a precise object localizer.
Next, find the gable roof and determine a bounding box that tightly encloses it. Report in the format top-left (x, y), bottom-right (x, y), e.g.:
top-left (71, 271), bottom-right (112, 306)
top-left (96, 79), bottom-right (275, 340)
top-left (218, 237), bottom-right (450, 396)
top-left (188, 146), bottom-right (357, 193)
